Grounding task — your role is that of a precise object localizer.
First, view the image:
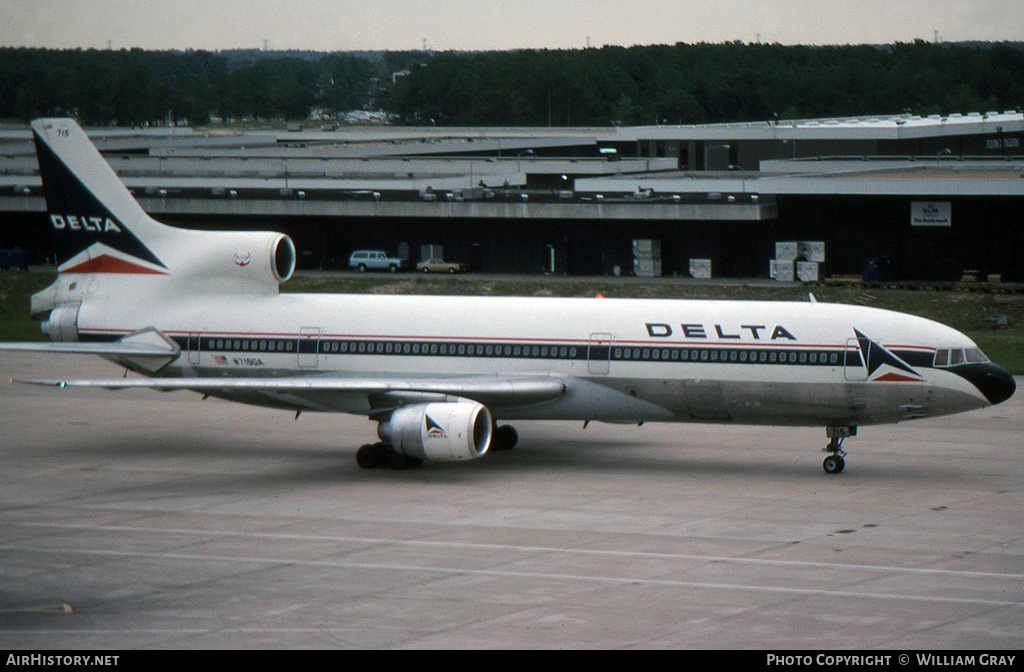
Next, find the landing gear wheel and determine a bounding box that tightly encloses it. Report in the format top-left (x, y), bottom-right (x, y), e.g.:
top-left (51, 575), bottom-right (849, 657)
top-left (386, 449), bottom-right (424, 470)
top-left (356, 442), bottom-right (387, 469)
top-left (821, 426), bottom-right (854, 475)
top-left (822, 454), bottom-right (846, 474)
top-left (357, 443), bottom-right (424, 470)
top-left (491, 424), bottom-right (519, 451)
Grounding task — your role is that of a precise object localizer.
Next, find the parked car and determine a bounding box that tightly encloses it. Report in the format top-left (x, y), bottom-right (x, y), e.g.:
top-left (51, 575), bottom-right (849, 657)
top-left (416, 258), bottom-right (467, 273)
top-left (348, 250), bottom-right (407, 272)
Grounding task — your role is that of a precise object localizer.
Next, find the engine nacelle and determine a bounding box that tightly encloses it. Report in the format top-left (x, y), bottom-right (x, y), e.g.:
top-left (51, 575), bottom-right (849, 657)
top-left (39, 302), bottom-right (81, 341)
top-left (172, 230), bottom-right (295, 289)
top-left (378, 401), bottom-right (493, 462)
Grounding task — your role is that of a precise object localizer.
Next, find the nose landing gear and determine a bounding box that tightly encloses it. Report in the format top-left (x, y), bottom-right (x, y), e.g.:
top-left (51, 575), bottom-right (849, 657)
top-left (822, 426), bottom-right (855, 474)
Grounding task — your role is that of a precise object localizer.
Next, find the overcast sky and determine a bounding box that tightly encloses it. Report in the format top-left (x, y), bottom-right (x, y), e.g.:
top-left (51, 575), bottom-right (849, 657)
top-left (2, 0), bottom-right (1021, 52)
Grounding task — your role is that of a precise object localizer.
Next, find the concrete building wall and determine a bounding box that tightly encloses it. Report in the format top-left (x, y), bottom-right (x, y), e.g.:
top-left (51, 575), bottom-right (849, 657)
top-left (2, 113), bottom-right (1022, 281)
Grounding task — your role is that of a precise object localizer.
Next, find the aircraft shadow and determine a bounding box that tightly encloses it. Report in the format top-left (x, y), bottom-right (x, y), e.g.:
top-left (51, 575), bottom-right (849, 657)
top-left (11, 427), bottom-right (1000, 494)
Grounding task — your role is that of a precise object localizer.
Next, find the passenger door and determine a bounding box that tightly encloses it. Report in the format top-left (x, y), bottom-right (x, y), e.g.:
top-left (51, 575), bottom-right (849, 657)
top-left (844, 338), bottom-right (868, 381)
top-left (298, 327), bottom-right (320, 368)
top-left (587, 333), bottom-right (611, 375)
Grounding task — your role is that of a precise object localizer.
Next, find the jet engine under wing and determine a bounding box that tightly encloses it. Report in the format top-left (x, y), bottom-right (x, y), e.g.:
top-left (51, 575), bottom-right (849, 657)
top-left (12, 374), bottom-right (568, 414)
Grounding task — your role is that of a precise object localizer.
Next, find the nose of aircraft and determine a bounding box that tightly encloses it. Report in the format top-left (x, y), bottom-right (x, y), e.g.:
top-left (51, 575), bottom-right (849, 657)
top-left (972, 363), bottom-right (1016, 405)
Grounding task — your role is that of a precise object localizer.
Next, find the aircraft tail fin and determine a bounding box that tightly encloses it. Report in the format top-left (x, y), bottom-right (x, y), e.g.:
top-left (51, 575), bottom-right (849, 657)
top-left (31, 118), bottom-right (173, 275)
top-left (29, 119), bottom-right (295, 337)
top-left (32, 117), bottom-right (294, 283)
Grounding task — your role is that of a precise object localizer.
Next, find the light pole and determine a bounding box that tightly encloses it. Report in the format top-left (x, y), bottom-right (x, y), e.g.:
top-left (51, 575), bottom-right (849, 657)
top-left (517, 148), bottom-right (533, 173)
top-left (277, 161), bottom-right (290, 193)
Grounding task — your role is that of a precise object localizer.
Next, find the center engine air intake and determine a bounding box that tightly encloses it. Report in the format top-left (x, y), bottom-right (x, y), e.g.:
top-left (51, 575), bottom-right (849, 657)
top-left (378, 401), bottom-right (493, 462)
top-left (270, 234), bottom-right (296, 282)
top-left (166, 230), bottom-right (296, 292)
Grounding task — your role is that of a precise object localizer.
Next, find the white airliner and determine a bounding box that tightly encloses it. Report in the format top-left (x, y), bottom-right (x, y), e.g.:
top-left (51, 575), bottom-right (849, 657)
top-left (1, 118), bottom-right (1015, 473)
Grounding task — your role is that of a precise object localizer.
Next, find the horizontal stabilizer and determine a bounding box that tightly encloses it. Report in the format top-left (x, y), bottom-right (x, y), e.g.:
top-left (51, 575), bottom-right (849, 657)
top-left (0, 341), bottom-right (177, 357)
top-left (0, 327), bottom-right (180, 358)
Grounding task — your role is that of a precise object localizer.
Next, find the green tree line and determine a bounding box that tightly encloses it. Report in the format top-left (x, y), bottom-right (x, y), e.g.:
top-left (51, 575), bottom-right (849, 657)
top-left (0, 47), bottom-right (413, 125)
top-left (1, 42), bottom-right (1021, 127)
top-left (392, 41), bottom-right (1024, 126)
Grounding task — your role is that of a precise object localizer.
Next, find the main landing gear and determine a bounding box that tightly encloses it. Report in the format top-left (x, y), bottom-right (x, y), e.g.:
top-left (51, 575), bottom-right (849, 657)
top-left (490, 424), bottom-right (519, 452)
top-left (822, 426), bottom-right (856, 474)
top-left (355, 442), bottom-right (423, 470)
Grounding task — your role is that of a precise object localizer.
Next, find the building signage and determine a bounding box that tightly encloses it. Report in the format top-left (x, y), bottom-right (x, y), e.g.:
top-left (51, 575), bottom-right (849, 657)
top-left (911, 201), bottom-right (951, 227)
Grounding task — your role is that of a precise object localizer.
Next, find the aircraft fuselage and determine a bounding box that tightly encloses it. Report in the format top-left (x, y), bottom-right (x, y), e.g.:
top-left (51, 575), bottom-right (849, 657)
top-left (73, 291), bottom-right (1005, 427)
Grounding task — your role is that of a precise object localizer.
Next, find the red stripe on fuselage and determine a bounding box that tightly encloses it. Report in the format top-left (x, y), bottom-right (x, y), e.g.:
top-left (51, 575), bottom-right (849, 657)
top-left (873, 372), bottom-right (923, 382)
top-left (61, 255), bottom-right (167, 275)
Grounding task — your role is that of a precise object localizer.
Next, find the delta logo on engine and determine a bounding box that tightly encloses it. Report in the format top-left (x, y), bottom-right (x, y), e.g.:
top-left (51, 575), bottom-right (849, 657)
top-left (425, 414), bottom-right (447, 439)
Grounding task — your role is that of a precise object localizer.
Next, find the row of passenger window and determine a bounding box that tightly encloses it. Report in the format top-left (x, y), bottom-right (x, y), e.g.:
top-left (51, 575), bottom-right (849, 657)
top-left (198, 337), bottom-right (582, 359)
top-left (319, 340), bottom-right (582, 359)
top-left (205, 338), bottom-right (294, 352)
top-left (197, 335), bottom-right (852, 367)
top-left (612, 347), bottom-right (846, 365)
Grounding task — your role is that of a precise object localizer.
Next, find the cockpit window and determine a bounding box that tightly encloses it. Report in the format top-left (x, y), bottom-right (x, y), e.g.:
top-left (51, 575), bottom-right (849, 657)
top-left (965, 348), bottom-right (988, 364)
top-left (933, 347), bottom-right (990, 367)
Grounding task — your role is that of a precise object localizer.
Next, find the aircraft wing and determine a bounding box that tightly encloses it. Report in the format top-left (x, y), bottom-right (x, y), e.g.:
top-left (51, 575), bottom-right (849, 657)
top-left (11, 374), bottom-right (568, 414)
top-left (3, 327), bottom-right (566, 413)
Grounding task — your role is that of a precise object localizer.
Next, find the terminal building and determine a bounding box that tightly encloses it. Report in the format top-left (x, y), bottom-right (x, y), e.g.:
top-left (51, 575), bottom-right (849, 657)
top-left (1, 111), bottom-right (1022, 281)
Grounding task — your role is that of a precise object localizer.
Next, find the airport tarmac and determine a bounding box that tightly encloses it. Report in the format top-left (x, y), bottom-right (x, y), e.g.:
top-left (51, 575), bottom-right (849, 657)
top-left (0, 351), bottom-right (1021, 650)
